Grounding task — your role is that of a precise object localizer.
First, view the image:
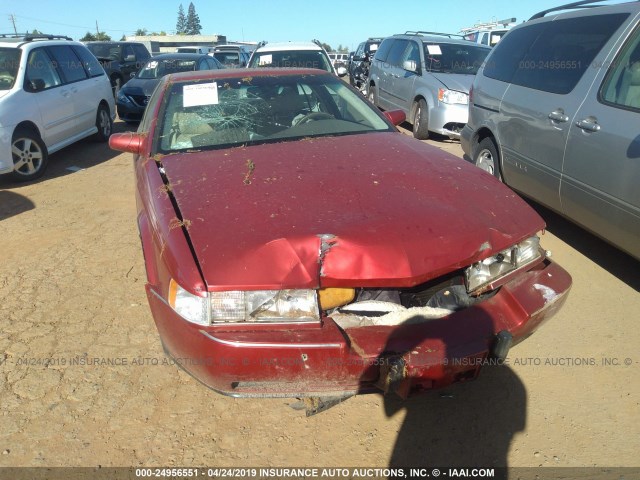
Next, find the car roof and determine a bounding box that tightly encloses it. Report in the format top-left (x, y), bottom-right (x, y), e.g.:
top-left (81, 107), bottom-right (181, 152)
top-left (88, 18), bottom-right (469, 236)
top-left (85, 41), bottom-right (145, 45)
top-left (150, 53), bottom-right (211, 61)
top-left (395, 32), bottom-right (492, 47)
top-left (255, 41), bottom-right (323, 52)
top-left (529, 0), bottom-right (640, 20)
top-left (0, 37), bottom-right (82, 49)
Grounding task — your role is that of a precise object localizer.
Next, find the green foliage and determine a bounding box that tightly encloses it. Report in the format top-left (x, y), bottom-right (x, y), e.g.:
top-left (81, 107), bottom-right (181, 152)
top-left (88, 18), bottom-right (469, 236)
top-left (176, 4), bottom-right (187, 34)
top-left (185, 2), bottom-right (202, 35)
top-left (80, 31), bottom-right (111, 41)
top-left (321, 42), bottom-right (332, 52)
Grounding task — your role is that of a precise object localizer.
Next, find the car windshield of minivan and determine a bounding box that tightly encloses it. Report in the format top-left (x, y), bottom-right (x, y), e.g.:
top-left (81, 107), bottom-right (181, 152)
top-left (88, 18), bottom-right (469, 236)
top-left (157, 74), bottom-right (391, 152)
top-left (249, 51), bottom-right (332, 72)
top-left (138, 59), bottom-right (197, 79)
top-left (214, 51), bottom-right (240, 66)
top-left (86, 44), bottom-right (118, 59)
top-left (423, 43), bottom-right (490, 74)
top-left (0, 48), bottom-right (20, 90)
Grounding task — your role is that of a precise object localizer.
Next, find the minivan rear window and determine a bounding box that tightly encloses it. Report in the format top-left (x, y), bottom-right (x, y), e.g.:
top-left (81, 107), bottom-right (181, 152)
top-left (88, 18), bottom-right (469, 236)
top-left (483, 13), bottom-right (629, 94)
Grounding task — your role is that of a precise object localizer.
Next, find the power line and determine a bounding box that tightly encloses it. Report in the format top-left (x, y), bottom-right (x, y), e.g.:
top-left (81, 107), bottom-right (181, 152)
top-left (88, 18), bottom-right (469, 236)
top-left (8, 13), bottom-right (170, 34)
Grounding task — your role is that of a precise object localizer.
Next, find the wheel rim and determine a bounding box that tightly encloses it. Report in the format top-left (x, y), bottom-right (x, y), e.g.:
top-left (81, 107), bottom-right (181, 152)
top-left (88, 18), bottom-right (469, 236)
top-left (99, 108), bottom-right (111, 137)
top-left (476, 148), bottom-right (495, 175)
top-left (12, 137), bottom-right (43, 176)
top-left (414, 106), bottom-right (421, 130)
top-left (368, 89), bottom-right (374, 104)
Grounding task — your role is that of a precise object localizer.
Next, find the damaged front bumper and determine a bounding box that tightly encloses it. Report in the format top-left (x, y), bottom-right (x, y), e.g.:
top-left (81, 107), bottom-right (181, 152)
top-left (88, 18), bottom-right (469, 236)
top-left (148, 258), bottom-right (571, 399)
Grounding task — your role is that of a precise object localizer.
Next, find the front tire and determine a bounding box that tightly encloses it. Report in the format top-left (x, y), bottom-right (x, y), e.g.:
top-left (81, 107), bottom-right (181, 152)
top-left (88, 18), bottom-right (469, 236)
top-left (94, 104), bottom-right (113, 142)
top-left (473, 137), bottom-right (502, 181)
top-left (412, 99), bottom-right (429, 140)
top-left (10, 128), bottom-right (49, 182)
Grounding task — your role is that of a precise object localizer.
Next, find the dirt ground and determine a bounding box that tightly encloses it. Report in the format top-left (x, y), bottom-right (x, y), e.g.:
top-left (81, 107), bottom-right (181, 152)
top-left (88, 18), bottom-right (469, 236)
top-left (0, 120), bottom-right (638, 471)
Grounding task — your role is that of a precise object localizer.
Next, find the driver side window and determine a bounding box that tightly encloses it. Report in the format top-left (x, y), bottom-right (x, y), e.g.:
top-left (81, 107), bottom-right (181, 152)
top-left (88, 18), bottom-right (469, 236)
top-left (26, 48), bottom-right (62, 90)
top-left (601, 28), bottom-right (640, 110)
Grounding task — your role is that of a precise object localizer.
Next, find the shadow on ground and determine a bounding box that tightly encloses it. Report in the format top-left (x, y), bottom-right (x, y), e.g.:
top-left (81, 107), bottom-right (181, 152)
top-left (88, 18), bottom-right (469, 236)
top-left (526, 200), bottom-right (640, 292)
top-left (0, 121), bottom-right (137, 189)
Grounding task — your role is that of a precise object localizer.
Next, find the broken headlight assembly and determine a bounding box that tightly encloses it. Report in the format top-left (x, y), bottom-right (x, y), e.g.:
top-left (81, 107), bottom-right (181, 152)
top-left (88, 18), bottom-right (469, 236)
top-left (465, 236), bottom-right (543, 294)
top-left (167, 280), bottom-right (320, 325)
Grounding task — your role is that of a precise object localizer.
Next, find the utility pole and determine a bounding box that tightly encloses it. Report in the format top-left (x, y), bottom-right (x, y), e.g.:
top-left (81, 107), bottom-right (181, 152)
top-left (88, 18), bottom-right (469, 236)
top-left (9, 14), bottom-right (18, 35)
top-left (96, 20), bottom-right (99, 38)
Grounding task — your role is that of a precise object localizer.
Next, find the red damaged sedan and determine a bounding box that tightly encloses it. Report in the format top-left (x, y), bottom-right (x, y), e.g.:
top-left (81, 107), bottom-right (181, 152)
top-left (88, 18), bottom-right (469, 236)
top-left (110, 68), bottom-right (571, 412)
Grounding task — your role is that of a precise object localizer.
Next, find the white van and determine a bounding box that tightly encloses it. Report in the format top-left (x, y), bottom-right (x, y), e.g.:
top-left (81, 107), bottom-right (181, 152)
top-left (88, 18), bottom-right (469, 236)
top-left (175, 46), bottom-right (210, 54)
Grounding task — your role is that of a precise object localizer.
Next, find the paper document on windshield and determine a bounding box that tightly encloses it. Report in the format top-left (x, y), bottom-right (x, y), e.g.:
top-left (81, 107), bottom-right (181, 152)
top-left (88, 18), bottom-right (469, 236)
top-left (183, 82), bottom-right (219, 107)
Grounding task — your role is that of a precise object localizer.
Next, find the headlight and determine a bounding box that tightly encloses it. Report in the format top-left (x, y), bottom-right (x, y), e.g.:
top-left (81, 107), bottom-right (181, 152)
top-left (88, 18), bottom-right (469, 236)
top-left (465, 236), bottom-right (543, 293)
top-left (168, 279), bottom-right (209, 325)
top-left (117, 90), bottom-right (131, 104)
top-left (211, 290), bottom-right (319, 323)
top-left (167, 281), bottom-right (320, 325)
top-left (438, 88), bottom-right (468, 105)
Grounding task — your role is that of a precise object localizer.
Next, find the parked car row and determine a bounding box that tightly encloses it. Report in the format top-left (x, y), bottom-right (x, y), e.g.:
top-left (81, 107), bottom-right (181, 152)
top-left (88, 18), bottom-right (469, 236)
top-left (347, 1), bottom-right (639, 260)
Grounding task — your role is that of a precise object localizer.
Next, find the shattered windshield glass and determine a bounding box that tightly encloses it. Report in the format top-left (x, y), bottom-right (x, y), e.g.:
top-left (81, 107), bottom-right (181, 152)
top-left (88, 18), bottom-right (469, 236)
top-left (157, 74), bottom-right (392, 152)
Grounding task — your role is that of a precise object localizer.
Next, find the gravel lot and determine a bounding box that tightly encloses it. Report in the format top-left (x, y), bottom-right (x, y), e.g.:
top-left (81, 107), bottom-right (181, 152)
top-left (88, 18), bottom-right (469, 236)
top-left (0, 120), bottom-right (638, 471)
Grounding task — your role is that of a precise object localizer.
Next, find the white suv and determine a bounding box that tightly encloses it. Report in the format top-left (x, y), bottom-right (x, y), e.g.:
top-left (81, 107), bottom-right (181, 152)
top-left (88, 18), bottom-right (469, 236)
top-left (247, 41), bottom-right (344, 76)
top-left (0, 34), bottom-right (115, 181)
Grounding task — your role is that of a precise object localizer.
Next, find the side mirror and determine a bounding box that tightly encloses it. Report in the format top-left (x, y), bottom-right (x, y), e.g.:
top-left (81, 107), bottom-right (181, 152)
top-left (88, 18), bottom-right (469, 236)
top-left (109, 132), bottom-right (145, 154)
top-left (383, 110), bottom-right (406, 126)
top-left (28, 78), bottom-right (46, 92)
top-left (336, 66), bottom-right (347, 77)
top-left (402, 60), bottom-right (419, 74)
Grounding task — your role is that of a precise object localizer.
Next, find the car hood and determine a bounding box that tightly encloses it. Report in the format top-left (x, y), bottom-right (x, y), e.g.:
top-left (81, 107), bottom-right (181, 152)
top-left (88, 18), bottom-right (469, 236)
top-left (121, 77), bottom-right (161, 96)
top-left (429, 73), bottom-right (475, 93)
top-left (161, 132), bottom-right (544, 290)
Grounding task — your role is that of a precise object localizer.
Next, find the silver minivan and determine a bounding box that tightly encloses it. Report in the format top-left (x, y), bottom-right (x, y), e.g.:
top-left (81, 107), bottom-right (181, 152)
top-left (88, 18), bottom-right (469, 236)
top-left (368, 32), bottom-right (491, 139)
top-left (461, 0), bottom-right (640, 259)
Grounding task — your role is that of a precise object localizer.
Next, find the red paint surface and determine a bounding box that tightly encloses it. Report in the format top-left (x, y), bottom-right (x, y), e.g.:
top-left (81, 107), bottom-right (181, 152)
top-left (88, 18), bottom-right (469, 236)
top-left (162, 133), bottom-right (543, 290)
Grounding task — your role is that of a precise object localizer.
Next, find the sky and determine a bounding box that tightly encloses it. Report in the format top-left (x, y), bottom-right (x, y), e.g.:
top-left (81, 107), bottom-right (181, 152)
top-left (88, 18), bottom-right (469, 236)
top-left (0, 0), bottom-right (623, 51)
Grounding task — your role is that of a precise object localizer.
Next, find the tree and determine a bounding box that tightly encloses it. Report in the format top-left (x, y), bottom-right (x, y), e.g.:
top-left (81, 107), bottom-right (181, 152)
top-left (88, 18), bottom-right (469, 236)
top-left (81, 31), bottom-right (111, 41)
top-left (31, 29), bottom-right (43, 35)
top-left (176, 4), bottom-right (187, 34)
top-left (321, 42), bottom-right (332, 53)
top-left (185, 2), bottom-right (202, 35)
top-left (135, 28), bottom-right (148, 36)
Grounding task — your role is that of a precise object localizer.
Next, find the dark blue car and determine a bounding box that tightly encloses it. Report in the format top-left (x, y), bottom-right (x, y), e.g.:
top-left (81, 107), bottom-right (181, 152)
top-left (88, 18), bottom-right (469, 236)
top-left (116, 53), bottom-right (222, 123)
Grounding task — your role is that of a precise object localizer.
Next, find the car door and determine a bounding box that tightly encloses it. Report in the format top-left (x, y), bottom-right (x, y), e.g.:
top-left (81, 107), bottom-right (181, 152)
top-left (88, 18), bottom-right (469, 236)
top-left (561, 21), bottom-right (640, 258)
top-left (377, 39), bottom-right (408, 111)
top-left (24, 47), bottom-right (72, 147)
top-left (497, 13), bottom-right (629, 212)
top-left (48, 45), bottom-right (94, 133)
top-left (371, 38), bottom-right (394, 108)
top-left (120, 44), bottom-right (138, 80)
top-left (390, 40), bottom-right (421, 114)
